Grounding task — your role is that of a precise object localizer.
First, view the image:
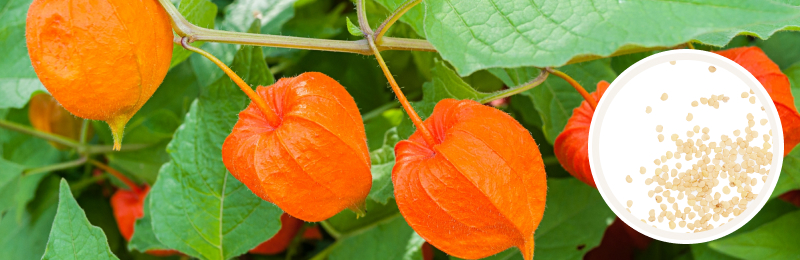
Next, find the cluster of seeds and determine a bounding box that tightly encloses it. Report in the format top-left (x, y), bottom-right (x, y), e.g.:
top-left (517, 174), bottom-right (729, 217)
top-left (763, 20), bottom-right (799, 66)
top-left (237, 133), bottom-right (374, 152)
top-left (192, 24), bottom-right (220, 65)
top-left (626, 87), bottom-right (773, 233)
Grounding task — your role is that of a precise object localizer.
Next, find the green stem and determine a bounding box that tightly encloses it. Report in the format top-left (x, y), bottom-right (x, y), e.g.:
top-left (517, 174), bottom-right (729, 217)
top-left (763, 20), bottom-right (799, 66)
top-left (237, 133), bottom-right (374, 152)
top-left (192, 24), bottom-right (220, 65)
top-left (374, 0), bottom-right (421, 43)
top-left (84, 144), bottom-right (151, 154)
top-left (356, 0), bottom-right (374, 37)
top-left (318, 221), bottom-right (342, 239)
top-left (69, 173), bottom-right (108, 193)
top-left (79, 119), bottom-right (90, 144)
top-left (156, 0), bottom-right (433, 55)
top-left (308, 241), bottom-right (338, 260)
top-left (477, 69), bottom-right (549, 104)
top-left (546, 68), bottom-right (597, 110)
top-left (543, 156), bottom-right (559, 166)
top-left (25, 157), bottom-right (87, 176)
top-left (0, 119), bottom-right (80, 149)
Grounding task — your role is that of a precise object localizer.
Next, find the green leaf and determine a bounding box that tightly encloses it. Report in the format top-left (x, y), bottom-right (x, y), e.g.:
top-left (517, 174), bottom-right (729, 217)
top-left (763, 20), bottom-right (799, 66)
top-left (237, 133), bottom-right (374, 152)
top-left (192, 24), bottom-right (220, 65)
top-left (220, 0), bottom-right (296, 34)
top-left (709, 210), bottom-right (800, 259)
top-left (772, 145), bottom-right (800, 199)
top-left (148, 34), bottom-right (282, 260)
top-left (0, 0), bottom-right (47, 109)
top-left (41, 179), bottom-right (118, 260)
top-left (129, 195), bottom-right (171, 253)
top-left (424, 0), bottom-right (800, 76)
top-left (170, 0), bottom-right (218, 68)
top-left (346, 17), bottom-right (365, 37)
top-left (754, 31), bottom-right (800, 70)
top-left (528, 59), bottom-right (616, 144)
top-left (691, 199), bottom-right (798, 260)
top-left (368, 127), bottom-right (401, 204)
top-left (0, 175), bottom-right (58, 260)
top-left (365, 109), bottom-right (404, 150)
top-left (321, 199), bottom-right (425, 260)
top-left (372, 0), bottom-right (425, 36)
top-left (783, 62), bottom-right (800, 113)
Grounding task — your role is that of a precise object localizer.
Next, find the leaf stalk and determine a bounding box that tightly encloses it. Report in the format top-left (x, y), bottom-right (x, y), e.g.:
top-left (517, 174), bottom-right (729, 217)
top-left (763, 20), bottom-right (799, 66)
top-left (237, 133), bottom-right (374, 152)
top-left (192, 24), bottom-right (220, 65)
top-left (546, 68), bottom-right (598, 110)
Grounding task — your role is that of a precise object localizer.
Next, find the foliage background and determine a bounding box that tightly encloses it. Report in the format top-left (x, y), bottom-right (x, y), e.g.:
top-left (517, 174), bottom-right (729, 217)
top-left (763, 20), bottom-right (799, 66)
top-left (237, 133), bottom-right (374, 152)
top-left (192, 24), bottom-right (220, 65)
top-left (1, 0), bottom-right (799, 259)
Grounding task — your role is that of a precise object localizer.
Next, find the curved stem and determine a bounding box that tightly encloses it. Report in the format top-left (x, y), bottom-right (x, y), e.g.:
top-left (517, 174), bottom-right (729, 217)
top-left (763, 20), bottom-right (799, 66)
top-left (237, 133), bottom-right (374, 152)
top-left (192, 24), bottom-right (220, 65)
top-left (356, 0), bottom-right (374, 37)
top-left (477, 69), bottom-right (549, 104)
top-left (25, 156), bottom-right (87, 176)
top-left (546, 68), bottom-right (597, 110)
top-left (180, 37), bottom-right (281, 126)
top-left (368, 38), bottom-right (437, 147)
top-left (0, 119), bottom-right (80, 149)
top-left (374, 0), bottom-right (421, 43)
top-left (89, 159), bottom-right (140, 193)
top-left (686, 41), bottom-right (696, 49)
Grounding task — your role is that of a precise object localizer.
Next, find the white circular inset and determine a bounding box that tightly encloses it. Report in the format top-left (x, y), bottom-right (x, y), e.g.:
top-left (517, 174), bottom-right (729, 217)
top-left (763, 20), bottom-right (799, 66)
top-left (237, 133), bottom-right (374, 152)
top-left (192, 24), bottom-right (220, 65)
top-left (589, 50), bottom-right (784, 244)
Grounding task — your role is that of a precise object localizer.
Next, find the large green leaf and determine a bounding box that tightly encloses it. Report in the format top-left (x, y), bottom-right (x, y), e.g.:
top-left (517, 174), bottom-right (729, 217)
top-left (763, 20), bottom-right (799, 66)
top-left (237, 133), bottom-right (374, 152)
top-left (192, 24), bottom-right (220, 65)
top-left (473, 178), bottom-right (614, 260)
top-left (772, 145), bottom-right (800, 199)
top-left (709, 210), bottom-right (800, 259)
top-left (372, 0), bottom-right (425, 35)
top-left (527, 59), bottom-right (616, 144)
top-left (41, 179), bottom-right (118, 260)
top-left (129, 195), bottom-right (171, 253)
top-left (0, 0), bottom-right (46, 109)
top-left (424, 0), bottom-right (800, 76)
top-left (754, 31), bottom-right (800, 70)
top-left (0, 175), bottom-right (58, 260)
top-left (320, 200), bottom-right (425, 260)
top-left (220, 0), bottom-right (296, 34)
top-left (170, 0), bottom-right (218, 68)
top-left (148, 33), bottom-right (282, 260)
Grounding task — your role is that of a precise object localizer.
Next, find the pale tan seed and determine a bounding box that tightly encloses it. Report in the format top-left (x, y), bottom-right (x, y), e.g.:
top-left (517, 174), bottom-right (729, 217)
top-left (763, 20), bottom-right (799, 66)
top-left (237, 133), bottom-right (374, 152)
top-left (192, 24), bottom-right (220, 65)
top-left (655, 125), bottom-right (664, 132)
top-left (713, 214), bottom-right (720, 222)
top-left (648, 190), bottom-right (655, 197)
top-left (763, 135), bottom-right (770, 142)
top-left (702, 127), bottom-right (709, 134)
top-left (750, 96), bottom-right (756, 104)
top-left (655, 159), bottom-right (661, 165)
top-left (670, 61), bottom-right (676, 65)
top-left (678, 192), bottom-right (684, 200)
top-left (679, 221), bottom-right (686, 228)
top-left (747, 113), bottom-right (754, 120)
top-left (667, 151), bottom-right (673, 159)
top-left (692, 101), bottom-right (698, 107)
top-left (656, 196), bottom-right (663, 203)
top-left (658, 134), bottom-right (665, 142)
top-left (708, 66), bottom-right (716, 73)
top-left (741, 92), bottom-right (749, 98)
top-left (687, 113), bottom-right (693, 121)
top-left (661, 93), bottom-right (669, 101)
top-left (661, 204), bottom-right (667, 211)
top-left (668, 197), bottom-right (676, 203)
top-left (700, 97), bottom-right (708, 105)
top-left (655, 186), bottom-right (663, 193)
top-left (640, 167), bottom-right (646, 174)
top-left (627, 200), bottom-right (633, 207)
top-left (646, 106), bottom-right (652, 114)
top-left (645, 178), bottom-right (653, 185)
top-left (626, 175), bottom-right (633, 183)
top-left (723, 186), bottom-right (730, 194)
top-left (693, 125), bottom-right (700, 133)
top-left (751, 178), bottom-right (757, 186)
top-left (688, 223), bottom-right (695, 230)
top-left (676, 163), bottom-right (682, 169)
top-left (734, 130), bottom-right (741, 136)
top-left (715, 192), bottom-right (721, 200)
top-left (763, 176), bottom-right (768, 182)
top-left (671, 134), bottom-right (679, 141)
top-left (750, 89), bottom-right (755, 94)
top-left (749, 120), bottom-right (755, 128)
top-left (687, 131), bottom-right (695, 137)
top-left (760, 119), bottom-right (768, 126)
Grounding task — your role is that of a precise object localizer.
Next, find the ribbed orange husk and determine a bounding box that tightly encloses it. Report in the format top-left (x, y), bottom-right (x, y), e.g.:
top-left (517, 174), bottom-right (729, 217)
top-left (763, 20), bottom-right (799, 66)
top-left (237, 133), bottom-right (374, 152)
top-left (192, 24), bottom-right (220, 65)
top-left (714, 47), bottom-right (800, 155)
top-left (553, 81), bottom-right (611, 188)
top-left (392, 99), bottom-right (547, 260)
top-left (28, 93), bottom-right (89, 150)
top-left (26, 0), bottom-right (173, 149)
top-left (110, 186), bottom-right (180, 256)
top-left (249, 213), bottom-right (304, 255)
top-left (222, 72), bottom-right (372, 222)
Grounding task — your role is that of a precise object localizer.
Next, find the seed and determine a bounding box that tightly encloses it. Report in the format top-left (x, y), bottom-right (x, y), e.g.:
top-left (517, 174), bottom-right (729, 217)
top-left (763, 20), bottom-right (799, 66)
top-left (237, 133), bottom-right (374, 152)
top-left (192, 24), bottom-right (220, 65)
top-left (750, 89), bottom-right (754, 94)
top-left (668, 197), bottom-right (675, 203)
top-left (679, 221), bottom-right (686, 228)
top-left (671, 134), bottom-right (679, 141)
top-left (749, 96), bottom-right (756, 104)
top-left (713, 214), bottom-right (720, 222)
top-left (763, 176), bottom-right (767, 182)
top-left (655, 159), bottom-right (661, 165)
top-left (747, 113), bottom-right (754, 120)
top-left (749, 120), bottom-right (755, 128)
top-left (700, 97), bottom-right (708, 105)
top-left (741, 92), bottom-right (749, 98)
top-left (688, 223), bottom-right (695, 230)
top-left (661, 93), bottom-right (668, 101)
top-left (676, 163), bottom-right (682, 169)
top-left (646, 178), bottom-right (653, 185)
top-left (708, 66), bottom-right (716, 73)
top-left (687, 131), bottom-right (694, 137)
top-left (656, 196), bottom-right (663, 203)
top-left (666, 151), bottom-right (673, 159)
top-left (646, 106), bottom-right (652, 114)
top-left (723, 186), bottom-right (730, 194)
top-left (658, 134), bottom-right (665, 142)
top-left (686, 113), bottom-right (693, 121)
top-left (715, 192), bottom-right (721, 200)
top-left (693, 125), bottom-right (700, 133)
top-left (763, 135), bottom-right (770, 142)
top-left (751, 178), bottom-right (757, 186)
top-left (670, 61), bottom-right (676, 65)
top-left (702, 127), bottom-right (709, 134)
top-left (734, 130), bottom-right (740, 136)
top-left (628, 200), bottom-right (633, 207)
top-left (760, 119), bottom-right (767, 126)
top-left (648, 190), bottom-right (655, 197)
top-left (692, 101), bottom-right (699, 107)
top-left (640, 166), bottom-right (646, 174)
top-left (669, 221), bottom-right (676, 229)
top-left (626, 175), bottom-right (633, 183)
top-left (661, 204), bottom-right (667, 211)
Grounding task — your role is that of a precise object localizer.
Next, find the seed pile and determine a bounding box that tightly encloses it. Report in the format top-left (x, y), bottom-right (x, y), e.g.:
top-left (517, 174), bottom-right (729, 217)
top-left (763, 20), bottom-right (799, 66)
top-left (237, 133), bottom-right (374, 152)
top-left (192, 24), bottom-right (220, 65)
top-left (627, 86), bottom-right (773, 233)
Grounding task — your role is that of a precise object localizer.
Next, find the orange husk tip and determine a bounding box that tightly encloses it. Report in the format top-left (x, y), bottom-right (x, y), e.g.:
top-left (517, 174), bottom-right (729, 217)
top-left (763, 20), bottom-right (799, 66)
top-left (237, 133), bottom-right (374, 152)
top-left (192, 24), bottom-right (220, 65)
top-left (392, 99), bottom-right (547, 260)
top-left (713, 47), bottom-right (800, 155)
top-left (222, 72), bottom-right (372, 222)
top-left (26, 0), bottom-right (173, 150)
top-left (554, 81), bottom-right (611, 188)
top-left (348, 200), bottom-right (367, 218)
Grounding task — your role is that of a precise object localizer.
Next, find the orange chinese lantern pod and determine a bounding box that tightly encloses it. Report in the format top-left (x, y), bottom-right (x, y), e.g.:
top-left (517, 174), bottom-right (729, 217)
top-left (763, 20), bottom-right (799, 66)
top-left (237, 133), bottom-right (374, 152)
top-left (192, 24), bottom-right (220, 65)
top-left (28, 93), bottom-right (90, 150)
top-left (110, 185), bottom-right (180, 256)
top-left (222, 72), bottom-right (372, 222)
top-left (249, 213), bottom-right (304, 255)
top-left (393, 99), bottom-right (547, 260)
top-left (713, 47), bottom-right (800, 155)
top-left (554, 81), bottom-right (611, 188)
top-left (26, 0), bottom-right (173, 150)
